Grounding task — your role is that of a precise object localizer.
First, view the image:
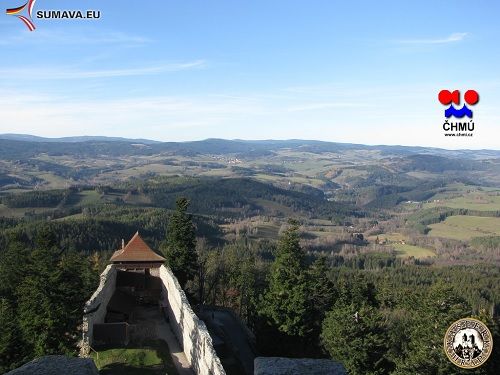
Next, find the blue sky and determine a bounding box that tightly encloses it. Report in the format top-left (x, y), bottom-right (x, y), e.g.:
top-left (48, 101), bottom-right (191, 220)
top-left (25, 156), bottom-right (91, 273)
top-left (1, 0), bottom-right (499, 148)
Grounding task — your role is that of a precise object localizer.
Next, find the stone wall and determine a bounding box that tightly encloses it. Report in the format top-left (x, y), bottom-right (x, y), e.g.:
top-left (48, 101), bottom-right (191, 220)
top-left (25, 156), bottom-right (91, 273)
top-left (159, 265), bottom-right (226, 375)
top-left (7, 356), bottom-right (99, 375)
top-left (80, 265), bottom-right (117, 355)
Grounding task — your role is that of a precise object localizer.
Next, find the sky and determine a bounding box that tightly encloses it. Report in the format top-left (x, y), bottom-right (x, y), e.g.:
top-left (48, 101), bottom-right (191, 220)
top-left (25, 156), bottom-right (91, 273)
top-left (0, 0), bottom-right (499, 149)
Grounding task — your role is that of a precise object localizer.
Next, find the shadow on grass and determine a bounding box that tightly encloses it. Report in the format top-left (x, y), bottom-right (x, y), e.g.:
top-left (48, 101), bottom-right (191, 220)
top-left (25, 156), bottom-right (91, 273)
top-left (94, 339), bottom-right (178, 375)
top-left (99, 363), bottom-right (163, 375)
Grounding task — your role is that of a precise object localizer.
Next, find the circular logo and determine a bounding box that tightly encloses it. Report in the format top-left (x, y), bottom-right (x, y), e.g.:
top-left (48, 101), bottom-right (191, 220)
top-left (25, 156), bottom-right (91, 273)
top-left (444, 318), bottom-right (493, 369)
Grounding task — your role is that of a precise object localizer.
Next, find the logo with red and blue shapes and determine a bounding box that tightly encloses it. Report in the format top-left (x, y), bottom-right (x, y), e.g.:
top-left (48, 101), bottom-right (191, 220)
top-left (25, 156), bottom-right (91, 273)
top-left (438, 89), bottom-right (479, 137)
top-left (438, 89), bottom-right (479, 118)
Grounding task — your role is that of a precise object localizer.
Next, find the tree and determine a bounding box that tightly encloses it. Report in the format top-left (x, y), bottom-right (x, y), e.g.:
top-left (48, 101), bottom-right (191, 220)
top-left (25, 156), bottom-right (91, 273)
top-left (0, 298), bottom-right (23, 373)
top-left (306, 256), bottom-right (336, 355)
top-left (204, 242), bottom-right (257, 318)
top-left (194, 237), bottom-right (210, 304)
top-left (322, 303), bottom-right (392, 375)
top-left (0, 238), bottom-right (35, 370)
top-left (393, 282), bottom-right (476, 375)
top-left (259, 221), bottom-right (310, 338)
top-left (15, 230), bottom-right (97, 357)
top-left (52, 251), bottom-right (98, 352)
top-left (16, 274), bottom-right (56, 356)
top-left (0, 240), bottom-right (29, 301)
top-left (3, 226), bottom-right (98, 364)
top-left (163, 197), bottom-right (198, 288)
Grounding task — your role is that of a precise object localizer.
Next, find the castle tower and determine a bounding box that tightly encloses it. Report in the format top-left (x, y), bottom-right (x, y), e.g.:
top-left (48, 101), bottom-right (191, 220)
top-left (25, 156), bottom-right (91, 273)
top-left (109, 231), bottom-right (165, 272)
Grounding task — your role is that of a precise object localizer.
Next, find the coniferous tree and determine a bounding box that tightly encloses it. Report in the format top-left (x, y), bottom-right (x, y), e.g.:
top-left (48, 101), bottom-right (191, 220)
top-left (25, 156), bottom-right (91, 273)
top-left (0, 240), bottom-right (29, 301)
top-left (14, 229), bottom-right (60, 357)
top-left (0, 240), bottom-right (31, 371)
top-left (5, 226), bottom-right (98, 363)
top-left (393, 283), bottom-right (475, 375)
top-left (306, 256), bottom-right (336, 354)
top-left (53, 251), bottom-right (97, 352)
top-left (0, 297), bottom-right (22, 373)
top-left (163, 197), bottom-right (198, 288)
top-left (259, 221), bottom-right (310, 338)
top-left (322, 303), bottom-right (392, 375)
top-left (322, 267), bottom-right (392, 374)
top-left (16, 272), bottom-right (56, 356)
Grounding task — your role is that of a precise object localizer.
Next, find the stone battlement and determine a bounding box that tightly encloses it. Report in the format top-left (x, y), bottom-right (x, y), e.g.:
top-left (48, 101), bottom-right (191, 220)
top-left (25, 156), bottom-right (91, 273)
top-left (159, 265), bottom-right (226, 375)
top-left (80, 264), bottom-right (117, 356)
top-left (80, 263), bottom-right (225, 375)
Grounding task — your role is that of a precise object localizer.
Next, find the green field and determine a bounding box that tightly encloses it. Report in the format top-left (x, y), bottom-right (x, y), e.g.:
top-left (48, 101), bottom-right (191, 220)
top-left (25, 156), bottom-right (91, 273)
top-left (92, 341), bottom-right (178, 375)
top-left (366, 233), bottom-right (436, 259)
top-left (428, 215), bottom-right (500, 240)
top-left (391, 243), bottom-right (436, 259)
top-left (78, 190), bottom-right (103, 205)
top-left (424, 191), bottom-right (500, 211)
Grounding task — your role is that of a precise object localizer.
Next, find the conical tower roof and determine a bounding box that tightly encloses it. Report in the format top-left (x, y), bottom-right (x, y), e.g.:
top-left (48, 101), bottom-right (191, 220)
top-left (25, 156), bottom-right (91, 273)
top-left (110, 232), bottom-right (165, 263)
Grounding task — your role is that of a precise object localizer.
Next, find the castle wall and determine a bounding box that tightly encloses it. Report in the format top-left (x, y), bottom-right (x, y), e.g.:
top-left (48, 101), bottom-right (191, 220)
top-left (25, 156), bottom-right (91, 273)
top-left (81, 265), bottom-right (117, 354)
top-left (159, 265), bottom-right (226, 375)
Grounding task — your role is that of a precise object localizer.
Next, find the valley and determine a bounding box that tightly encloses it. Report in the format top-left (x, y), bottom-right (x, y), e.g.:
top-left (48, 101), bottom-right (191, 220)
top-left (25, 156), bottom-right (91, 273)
top-left (1, 136), bottom-right (500, 374)
top-left (1, 137), bottom-right (499, 266)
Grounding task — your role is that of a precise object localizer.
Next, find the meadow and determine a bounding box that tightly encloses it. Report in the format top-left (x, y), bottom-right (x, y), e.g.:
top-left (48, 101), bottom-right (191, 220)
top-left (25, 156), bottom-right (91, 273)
top-left (428, 215), bottom-right (500, 240)
top-left (424, 190), bottom-right (500, 211)
top-left (391, 243), bottom-right (436, 259)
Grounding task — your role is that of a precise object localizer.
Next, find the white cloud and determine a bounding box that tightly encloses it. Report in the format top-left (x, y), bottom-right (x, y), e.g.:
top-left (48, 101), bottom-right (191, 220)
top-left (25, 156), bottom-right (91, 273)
top-left (0, 91), bottom-right (265, 139)
top-left (396, 32), bottom-right (468, 45)
top-left (0, 60), bottom-right (206, 80)
top-left (287, 102), bottom-right (371, 112)
top-left (0, 28), bottom-right (152, 46)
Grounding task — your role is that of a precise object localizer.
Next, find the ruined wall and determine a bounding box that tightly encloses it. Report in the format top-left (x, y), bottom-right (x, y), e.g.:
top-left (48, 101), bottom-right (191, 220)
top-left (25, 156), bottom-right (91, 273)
top-left (80, 265), bottom-right (117, 355)
top-left (159, 265), bottom-right (226, 375)
top-left (7, 356), bottom-right (99, 375)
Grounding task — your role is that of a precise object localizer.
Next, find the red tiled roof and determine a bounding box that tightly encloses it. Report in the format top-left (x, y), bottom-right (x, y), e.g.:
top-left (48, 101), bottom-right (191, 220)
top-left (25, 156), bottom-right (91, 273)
top-left (110, 232), bottom-right (166, 262)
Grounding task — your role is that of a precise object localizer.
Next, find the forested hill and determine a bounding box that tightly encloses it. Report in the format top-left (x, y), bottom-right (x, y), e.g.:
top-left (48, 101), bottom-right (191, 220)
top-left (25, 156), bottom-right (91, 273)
top-left (0, 136), bottom-right (499, 159)
top-left (0, 134), bottom-right (160, 144)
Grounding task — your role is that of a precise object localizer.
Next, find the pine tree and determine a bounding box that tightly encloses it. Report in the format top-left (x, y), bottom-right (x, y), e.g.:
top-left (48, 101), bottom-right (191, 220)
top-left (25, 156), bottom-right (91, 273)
top-left (306, 256), bottom-right (336, 353)
top-left (322, 303), bottom-right (391, 375)
top-left (393, 282), bottom-right (477, 375)
top-left (163, 197), bottom-right (198, 288)
top-left (53, 251), bottom-right (98, 352)
top-left (0, 298), bottom-right (22, 373)
top-left (13, 226), bottom-right (98, 358)
top-left (259, 221), bottom-right (310, 337)
top-left (0, 239), bottom-right (31, 370)
top-left (16, 274), bottom-right (55, 356)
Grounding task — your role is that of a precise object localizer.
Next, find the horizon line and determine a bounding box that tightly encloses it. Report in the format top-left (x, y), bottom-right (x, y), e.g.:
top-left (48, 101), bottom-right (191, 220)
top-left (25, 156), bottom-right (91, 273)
top-left (0, 133), bottom-right (498, 152)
